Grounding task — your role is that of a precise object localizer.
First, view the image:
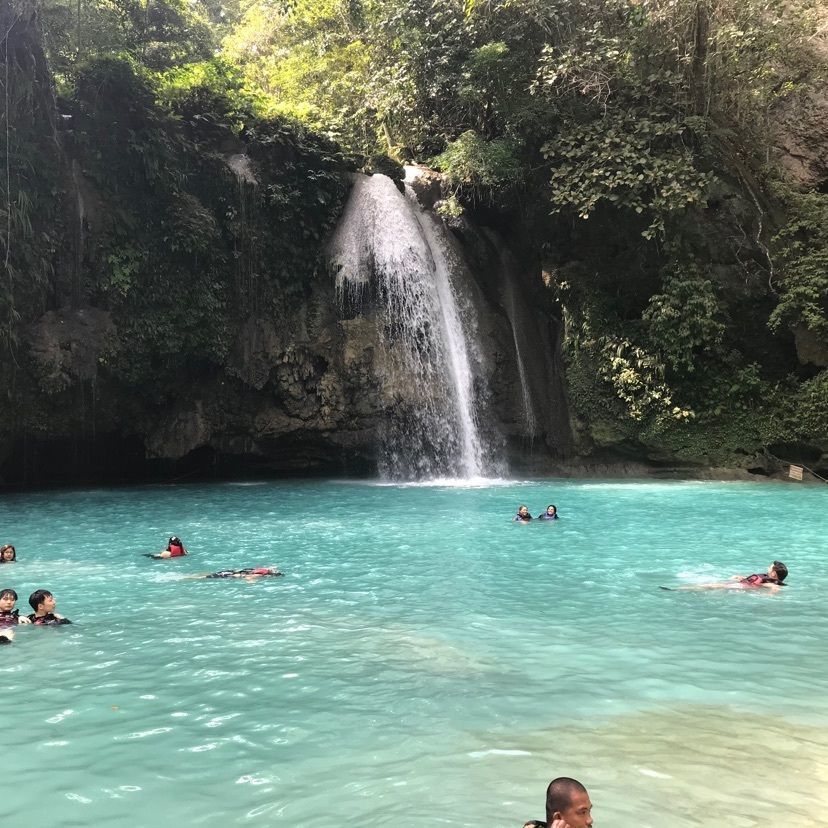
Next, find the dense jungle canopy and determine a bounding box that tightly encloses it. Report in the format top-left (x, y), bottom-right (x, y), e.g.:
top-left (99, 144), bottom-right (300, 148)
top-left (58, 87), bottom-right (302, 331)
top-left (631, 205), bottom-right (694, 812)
top-left (1, 0), bottom-right (828, 482)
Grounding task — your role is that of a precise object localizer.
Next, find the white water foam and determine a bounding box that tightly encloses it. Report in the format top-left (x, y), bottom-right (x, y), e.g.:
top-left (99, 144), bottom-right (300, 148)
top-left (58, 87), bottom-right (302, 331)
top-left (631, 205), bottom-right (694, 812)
top-left (327, 174), bottom-right (489, 480)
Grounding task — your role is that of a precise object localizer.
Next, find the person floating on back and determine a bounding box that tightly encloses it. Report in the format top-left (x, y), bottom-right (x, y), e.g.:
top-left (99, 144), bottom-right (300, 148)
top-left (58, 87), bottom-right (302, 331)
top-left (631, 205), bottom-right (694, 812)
top-left (148, 536), bottom-right (188, 559)
top-left (514, 505), bottom-right (533, 523)
top-left (538, 505), bottom-right (559, 521)
top-left (0, 544), bottom-right (16, 563)
top-left (523, 776), bottom-right (593, 828)
top-left (28, 589), bottom-right (72, 625)
top-left (663, 561), bottom-right (788, 592)
top-left (197, 567), bottom-right (283, 581)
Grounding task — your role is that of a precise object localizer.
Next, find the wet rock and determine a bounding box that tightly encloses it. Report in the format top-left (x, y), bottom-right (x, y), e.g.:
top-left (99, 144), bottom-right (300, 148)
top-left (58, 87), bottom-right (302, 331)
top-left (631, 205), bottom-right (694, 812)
top-left (25, 308), bottom-right (116, 394)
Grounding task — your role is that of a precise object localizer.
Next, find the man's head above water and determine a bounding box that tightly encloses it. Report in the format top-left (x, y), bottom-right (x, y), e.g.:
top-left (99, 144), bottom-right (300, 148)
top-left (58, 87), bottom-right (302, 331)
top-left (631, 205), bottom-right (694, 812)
top-left (545, 777), bottom-right (593, 828)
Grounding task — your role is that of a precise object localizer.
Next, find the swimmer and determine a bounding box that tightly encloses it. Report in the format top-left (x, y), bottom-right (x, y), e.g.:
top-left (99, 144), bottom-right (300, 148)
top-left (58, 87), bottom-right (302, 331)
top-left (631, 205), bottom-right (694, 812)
top-left (27, 589), bottom-right (72, 625)
top-left (195, 566), bottom-right (283, 581)
top-left (524, 776), bottom-right (594, 828)
top-left (0, 544), bottom-right (16, 563)
top-left (0, 588), bottom-right (31, 627)
top-left (148, 536), bottom-right (187, 559)
top-left (514, 505), bottom-right (533, 523)
top-left (538, 505), bottom-right (559, 520)
top-left (663, 561), bottom-right (789, 592)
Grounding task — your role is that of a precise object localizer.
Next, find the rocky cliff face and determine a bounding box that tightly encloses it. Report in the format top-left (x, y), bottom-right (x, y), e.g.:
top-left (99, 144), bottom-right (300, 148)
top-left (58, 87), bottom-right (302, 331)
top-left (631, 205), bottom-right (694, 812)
top-left (3, 1), bottom-right (827, 486)
top-left (7, 182), bottom-right (568, 485)
top-left (772, 9), bottom-right (828, 193)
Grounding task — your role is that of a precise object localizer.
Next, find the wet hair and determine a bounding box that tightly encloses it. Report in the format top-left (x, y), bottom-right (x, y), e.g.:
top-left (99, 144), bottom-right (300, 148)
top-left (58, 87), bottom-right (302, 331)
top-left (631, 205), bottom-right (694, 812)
top-left (0, 588), bottom-right (17, 601)
top-left (167, 537), bottom-right (182, 550)
top-left (546, 505), bottom-right (557, 512)
top-left (772, 561), bottom-right (788, 582)
top-left (0, 544), bottom-right (16, 561)
top-left (546, 777), bottom-right (588, 822)
top-left (28, 589), bottom-right (53, 611)
top-left (518, 505), bottom-right (529, 512)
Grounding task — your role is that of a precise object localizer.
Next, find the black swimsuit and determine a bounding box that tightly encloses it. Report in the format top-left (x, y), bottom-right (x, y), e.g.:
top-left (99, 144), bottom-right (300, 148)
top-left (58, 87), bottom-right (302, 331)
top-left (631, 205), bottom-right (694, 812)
top-left (27, 612), bottom-right (72, 626)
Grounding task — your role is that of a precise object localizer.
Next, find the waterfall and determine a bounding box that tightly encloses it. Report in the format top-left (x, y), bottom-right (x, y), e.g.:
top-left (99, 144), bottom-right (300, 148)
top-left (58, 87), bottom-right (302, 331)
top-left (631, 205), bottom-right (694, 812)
top-left (327, 174), bottom-right (487, 480)
top-left (502, 272), bottom-right (538, 439)
top-left (71, 159), bottom-right (85, 308)
top-left (226, 154), bottom-right (259, 312)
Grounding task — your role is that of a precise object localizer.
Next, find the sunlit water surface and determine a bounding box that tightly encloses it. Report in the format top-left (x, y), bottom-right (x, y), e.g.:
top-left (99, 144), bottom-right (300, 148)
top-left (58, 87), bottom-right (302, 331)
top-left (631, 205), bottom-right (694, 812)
top-left (1, 480), bottom-right (826, 826)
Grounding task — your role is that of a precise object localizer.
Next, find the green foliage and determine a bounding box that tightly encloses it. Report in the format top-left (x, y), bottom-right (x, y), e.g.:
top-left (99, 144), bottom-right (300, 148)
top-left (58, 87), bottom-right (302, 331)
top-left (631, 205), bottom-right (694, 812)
top-left (542, 114), bottom-right (713, 237)
top-left (435, 194), bottom-right (464, 219)
top-left (596, 335), bottom-right (689, 422)
top-left (769, 189), bottom-right (828, 336)
top-left (643, 263), bottom-right (725, 372)
top-left (224, 0), bottom-right (550, 158)
top-left (431, 130), bottom-right (522, 200)
top-left (224, 0), bottom-right (375, 152)
top-left (157, 59), bottom-right (247, 115)
top-left (782, 370), bottom-right (828, 442)
top-left (564, 304), bottom-right (692, 424)
top-left (40, 0), bottom-right (215, 75)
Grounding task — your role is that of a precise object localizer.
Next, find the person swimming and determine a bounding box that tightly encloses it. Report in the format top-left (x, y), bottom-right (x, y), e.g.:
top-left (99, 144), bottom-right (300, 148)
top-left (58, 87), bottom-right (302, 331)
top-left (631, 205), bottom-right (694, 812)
top-left (0, 588), bottom-right (30, 627)
top-left (147, 536), bottom-right (188, 559)
top-left (739, 561), bottom-right (788, 587)
top-left (0, 544), bottom-right (16, 563)
top-left (663, 561), bottom-right (789, 592)
top-left (538, 505), bottom-right (559, 520)
top-left (27, 589), bottom-right (72, 625)
top-left (200, 567), bottom-right (283, 580)
top-left (514, 505), bottom-right (533, 522)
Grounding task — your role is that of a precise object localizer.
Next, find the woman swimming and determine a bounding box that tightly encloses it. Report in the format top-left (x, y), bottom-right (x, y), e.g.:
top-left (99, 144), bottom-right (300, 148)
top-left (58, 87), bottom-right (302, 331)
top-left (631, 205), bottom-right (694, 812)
top-left (663, 561), bottom-right (789, 592)
top-left (0, 589), bottom-right (30, 626)
top-left (0, 544), bottom-right (16, 563)
top-left (538, 505), bottom-right (559, 520)
top-left (514, 505), bottom-right (533, 522)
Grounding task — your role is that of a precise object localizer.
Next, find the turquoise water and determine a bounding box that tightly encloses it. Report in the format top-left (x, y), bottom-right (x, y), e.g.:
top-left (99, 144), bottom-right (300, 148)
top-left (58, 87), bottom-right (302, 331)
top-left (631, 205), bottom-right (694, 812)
top-left (1, 479), bottom-right (827, 826)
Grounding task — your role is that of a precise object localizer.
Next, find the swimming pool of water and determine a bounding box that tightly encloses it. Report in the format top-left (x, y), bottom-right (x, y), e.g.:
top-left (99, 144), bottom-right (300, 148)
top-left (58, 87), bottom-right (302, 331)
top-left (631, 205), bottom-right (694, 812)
top-left (1, 479), bottom-right (826, 826)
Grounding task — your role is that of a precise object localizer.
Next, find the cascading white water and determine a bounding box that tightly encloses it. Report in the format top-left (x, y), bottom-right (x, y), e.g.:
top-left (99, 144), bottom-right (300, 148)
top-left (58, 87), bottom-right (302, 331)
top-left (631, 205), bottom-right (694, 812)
top-left (406, 191), bottom-right (485, 476)
top-left (327, 173), bottom-right (486, 479)
top-left (502, 272), bottom-right (538, 439)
